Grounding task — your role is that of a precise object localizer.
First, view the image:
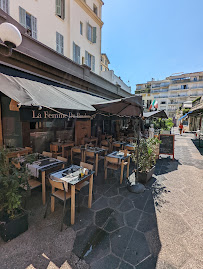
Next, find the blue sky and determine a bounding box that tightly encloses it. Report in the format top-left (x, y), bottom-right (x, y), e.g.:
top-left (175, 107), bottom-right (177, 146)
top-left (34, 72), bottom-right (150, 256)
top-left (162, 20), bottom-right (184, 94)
top-left (101, 0), bottom-right (203, 93)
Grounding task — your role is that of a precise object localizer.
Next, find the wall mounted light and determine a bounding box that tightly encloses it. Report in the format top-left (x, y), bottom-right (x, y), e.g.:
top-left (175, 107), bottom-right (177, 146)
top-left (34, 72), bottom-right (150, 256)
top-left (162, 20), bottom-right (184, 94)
top-left (0, 22), bottom-right (22, 56)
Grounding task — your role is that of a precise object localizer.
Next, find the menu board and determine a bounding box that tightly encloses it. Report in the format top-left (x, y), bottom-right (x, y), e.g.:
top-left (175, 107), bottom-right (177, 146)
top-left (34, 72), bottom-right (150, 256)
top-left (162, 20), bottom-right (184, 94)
top-left (159, 134), bottom-right (174, 159)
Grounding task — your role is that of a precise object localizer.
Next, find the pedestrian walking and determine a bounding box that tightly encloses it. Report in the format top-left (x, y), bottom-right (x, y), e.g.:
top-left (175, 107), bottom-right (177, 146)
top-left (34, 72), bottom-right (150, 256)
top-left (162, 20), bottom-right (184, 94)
top-left (179, 122), bottom-right (184, 135)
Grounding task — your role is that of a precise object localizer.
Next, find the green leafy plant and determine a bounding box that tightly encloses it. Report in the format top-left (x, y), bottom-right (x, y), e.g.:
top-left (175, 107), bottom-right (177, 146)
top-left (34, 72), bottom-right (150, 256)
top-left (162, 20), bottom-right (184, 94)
top-left (0, 148), bottom-right (35, 219)
top-left (131, 137), bottom-right (161, 173)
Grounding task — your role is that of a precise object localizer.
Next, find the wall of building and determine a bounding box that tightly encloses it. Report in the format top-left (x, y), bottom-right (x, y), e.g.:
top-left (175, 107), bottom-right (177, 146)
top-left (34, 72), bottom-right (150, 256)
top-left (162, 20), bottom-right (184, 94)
top-left (100, 70), bottom-right (131, 93)
top-left (71, 0), bottom-right (102, 74)
top-left (8, 0), bottom-right (103, 75)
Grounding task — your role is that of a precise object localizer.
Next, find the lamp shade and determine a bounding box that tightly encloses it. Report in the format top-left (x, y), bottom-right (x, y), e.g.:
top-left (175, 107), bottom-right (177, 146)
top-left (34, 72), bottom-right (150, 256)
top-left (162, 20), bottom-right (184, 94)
top-left (0, 23), bottom-right (22, 47)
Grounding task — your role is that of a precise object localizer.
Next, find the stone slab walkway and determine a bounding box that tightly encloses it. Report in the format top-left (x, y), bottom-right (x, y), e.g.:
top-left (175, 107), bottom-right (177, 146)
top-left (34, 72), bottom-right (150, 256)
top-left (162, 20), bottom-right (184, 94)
top-left (0, 132), bottom-right (202, 269)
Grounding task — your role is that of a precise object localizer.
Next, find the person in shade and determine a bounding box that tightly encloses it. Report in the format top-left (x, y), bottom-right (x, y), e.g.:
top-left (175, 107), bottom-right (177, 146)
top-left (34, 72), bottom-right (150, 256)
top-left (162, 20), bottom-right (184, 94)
top-left (179, 122), bottom-right (184, 135)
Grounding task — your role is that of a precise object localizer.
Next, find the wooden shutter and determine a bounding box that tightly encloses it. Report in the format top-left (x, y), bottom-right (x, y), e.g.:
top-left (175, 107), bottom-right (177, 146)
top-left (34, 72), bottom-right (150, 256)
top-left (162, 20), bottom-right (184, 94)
top-left (73, 42), bottom-right (76, 62)
top-left (31, 15), bottom-right (37, 39)
top-left (19, 6), bottom-right (26, 28)
top-left (56, 0), bottom-right (61, 16)
top-left (61, 0), bottom-right (65, 19)
top-left (0, 0), bottom-right (9, 14)
top-left (77, 45), bottom-right (80, 64)
top-left (93, 27), bottom-right (97, 43)
top-left (60, 34), bottom-right (64, 54)
top-left (56, 32), bottom-right (60, 53)
top-left (85, 51), bottom-right (88, 65)
top-left (92, 55), bottom-right (95, 72)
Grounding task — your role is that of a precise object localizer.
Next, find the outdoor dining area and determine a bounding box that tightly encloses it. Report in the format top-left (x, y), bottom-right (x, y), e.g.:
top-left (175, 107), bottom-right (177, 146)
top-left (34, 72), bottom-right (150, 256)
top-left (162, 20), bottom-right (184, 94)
top-left (1, 94), bottom-right (153, 241)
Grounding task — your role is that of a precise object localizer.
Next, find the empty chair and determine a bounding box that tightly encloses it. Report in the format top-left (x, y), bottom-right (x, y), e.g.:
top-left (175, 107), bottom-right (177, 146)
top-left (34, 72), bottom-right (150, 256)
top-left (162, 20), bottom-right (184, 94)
top-left (125, 145), bottom-right (135, 153)
top-left (104, 156), bottom-right (129, 184)
top-left (101, 140), bottom-right (111, 152)
top-left (42, 151), bottom-right (53, 158)
top-left (44, 178), bottom-right (72, 231)
top-left (71, 147), bottom-right (82, 163)
top-left (25, 147), bottom-right (33, 154)
top-left (84, 150), bottom-right (95, 165)
top-left (75, 162), bottom-right (94, 207)
top-left (112, 142), bottom-right (122, 151)
top-left (50, 144), bottom-right (62, 158)
top-left (57, 156), bottom-right (68, 168)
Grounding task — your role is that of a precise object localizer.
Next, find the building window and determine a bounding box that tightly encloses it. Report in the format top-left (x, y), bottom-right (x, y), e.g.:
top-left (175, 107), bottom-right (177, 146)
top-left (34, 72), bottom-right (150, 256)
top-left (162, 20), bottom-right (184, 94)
top-left (80, 22), bottom-right (83, 35)
top-left (194, 77), bottom-right (197, 81)
top-left (85, 51), bottom-right (95, 72)
top-left (73, 42), bottom-right (80, 64)
top-left (87, 23), bottom-right (96, 43)
top-left (55, 0), bottom-right (65, 20)
top-left (93, 4), bottom-right (98, 15)
top-left (19, 6), bottom-right (37, 39)
top-left (56, 32), bottom-right (64, 55)
top-left (105, 60), bottom-right (108, 66)
top-left (101, 65), bottom-right (102, 71)
top-left (181, 85), bottom-right (188, 89)
top-left (0, 0), bottom-right (9, 14)
top-left (147, 100), bottom-right (151, 109)
top-left (161, 101), bottom-right (166, 104)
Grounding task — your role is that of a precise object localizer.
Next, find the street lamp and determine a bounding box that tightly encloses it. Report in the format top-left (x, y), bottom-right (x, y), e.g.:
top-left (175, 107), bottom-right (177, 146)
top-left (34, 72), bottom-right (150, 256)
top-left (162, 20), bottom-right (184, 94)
top-left (0, 22), bottom-right (22, 56)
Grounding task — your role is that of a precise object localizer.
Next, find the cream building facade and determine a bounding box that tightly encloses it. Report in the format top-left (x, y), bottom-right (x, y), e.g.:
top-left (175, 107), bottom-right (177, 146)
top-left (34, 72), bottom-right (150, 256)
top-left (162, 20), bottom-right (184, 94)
top-left (135, 72), bottom-right (203, 118)
top-left (100, 53), bottom-right (109, 71)
top-left (2, 0), bottom-right (103, 75)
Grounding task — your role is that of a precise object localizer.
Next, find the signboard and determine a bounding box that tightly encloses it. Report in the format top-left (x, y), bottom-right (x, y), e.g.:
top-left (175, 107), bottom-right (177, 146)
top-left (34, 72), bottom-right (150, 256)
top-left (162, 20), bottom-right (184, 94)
top-left (159, 134), bottom-right (175, 160)
top-left (20, 108), bottom-right (91, 122)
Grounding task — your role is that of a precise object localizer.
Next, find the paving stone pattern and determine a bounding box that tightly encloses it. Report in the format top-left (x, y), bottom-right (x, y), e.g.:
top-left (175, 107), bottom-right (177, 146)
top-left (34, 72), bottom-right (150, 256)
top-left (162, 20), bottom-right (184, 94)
top-left (0, 131), bottom-right (202, 269)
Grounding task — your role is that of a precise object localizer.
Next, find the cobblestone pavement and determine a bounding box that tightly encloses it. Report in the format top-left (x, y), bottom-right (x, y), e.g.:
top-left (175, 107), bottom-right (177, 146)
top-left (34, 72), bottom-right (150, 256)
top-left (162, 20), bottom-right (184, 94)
top-left (0, 131), bottom-right (202, 269)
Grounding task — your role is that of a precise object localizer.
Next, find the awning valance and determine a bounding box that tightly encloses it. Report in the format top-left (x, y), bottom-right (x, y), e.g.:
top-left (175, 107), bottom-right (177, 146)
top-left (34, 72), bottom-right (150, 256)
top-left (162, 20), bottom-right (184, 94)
top-left (0, 73), bottom-right (106, 111)
top-left (143, 110), bottom-right (168, 119)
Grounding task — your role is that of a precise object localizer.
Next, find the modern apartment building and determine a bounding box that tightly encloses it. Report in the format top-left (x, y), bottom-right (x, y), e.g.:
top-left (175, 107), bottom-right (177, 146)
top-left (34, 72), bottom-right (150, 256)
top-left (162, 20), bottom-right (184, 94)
top-left (101, 53), bottom-right (110, 71)
top-left (135, 72), bottom-right (203, 118)
top-left (1, 0), bottom-right (103, 75)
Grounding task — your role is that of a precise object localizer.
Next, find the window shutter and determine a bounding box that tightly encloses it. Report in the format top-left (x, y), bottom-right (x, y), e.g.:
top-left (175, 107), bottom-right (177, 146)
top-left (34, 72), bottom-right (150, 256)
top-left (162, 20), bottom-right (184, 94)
top-left (31, 15), bottom-right (37, 39)
top-left (1, 0), bottom-right (9, 14)
top-left (73, 42), bottom-right (76, 62)
top-left (56, 32), bottom-right (60, 53)
top-left (60, 34), bottom-right (64, 54)
top-left (19, 6), bottom-right (26, 28)
top-left (86, 22), bottom-right (89, 40)
top-left (77, 46), bottom-right (80, 64)
top-left (61, 0), bottom-right (65, 19)
top-left (56, 0), bottom-right (61, 16)
top-left (93, 27), bottom-right (97, 43)
top-left (85, 51), bottom-right (88, 65)
top-left (92, 56), bottom-right (95, 72)
top-left (6, 0), bottom-right (9, 14)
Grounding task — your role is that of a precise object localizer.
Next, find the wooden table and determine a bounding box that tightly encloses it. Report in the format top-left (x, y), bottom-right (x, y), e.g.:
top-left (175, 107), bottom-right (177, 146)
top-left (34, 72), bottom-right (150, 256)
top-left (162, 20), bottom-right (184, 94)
top-left (52, 141), bottom-right (75, 157)
top-left (26, 157), bottom-right (64, 205)
top-left (106, 151), bottom-right (130, 184)
top-left (50, 165), bottom-right (94, 225)
top-left (85, 147), bottom-right (106, 176)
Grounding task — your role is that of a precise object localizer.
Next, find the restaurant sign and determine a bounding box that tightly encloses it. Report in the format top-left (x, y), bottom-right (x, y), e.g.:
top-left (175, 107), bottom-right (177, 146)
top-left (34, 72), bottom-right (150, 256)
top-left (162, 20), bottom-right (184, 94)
top-left (20, 108), bottom-right (91, 122)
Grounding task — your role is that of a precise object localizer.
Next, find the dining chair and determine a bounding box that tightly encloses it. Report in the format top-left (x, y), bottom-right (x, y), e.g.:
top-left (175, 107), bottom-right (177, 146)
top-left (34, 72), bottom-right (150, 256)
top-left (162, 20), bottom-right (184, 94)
top-left (71, 147), bottom-right (82, 163)
top-left (25, 147), bottom-right (33, 154)
top-left (42, 151), bottom-right (53, 158)
top-left (75, 162), bottom-right (94, 210)
top-left (84, 150), bottom-right (95, 165)
top-left (57, 156), bottom-right (68, 168)
top-left (104, 156), bottom-right (129, 183)
top-left (101, 140), bottom-right (111, 152)
top-left (44, 178), bottom-right (72, 231)
top-left (50, 144), bottom-right (62, 158)
top-left (125, 145), bottom-right (135, 153)
top-left (113, 142), bottom-right (122, 151)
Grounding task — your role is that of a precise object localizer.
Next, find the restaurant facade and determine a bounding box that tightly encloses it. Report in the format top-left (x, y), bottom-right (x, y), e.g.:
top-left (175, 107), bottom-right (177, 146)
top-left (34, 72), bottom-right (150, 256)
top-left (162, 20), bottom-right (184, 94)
top-left (0, 10), bottom-right (132, 150)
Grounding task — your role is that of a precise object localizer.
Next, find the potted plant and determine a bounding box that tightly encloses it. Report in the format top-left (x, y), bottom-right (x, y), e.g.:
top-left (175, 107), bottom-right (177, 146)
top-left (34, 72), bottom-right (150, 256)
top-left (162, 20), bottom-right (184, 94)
top-left (131, 137), bottom-right (161, 184)
top-left (0, 148), bottom-right (33, 242)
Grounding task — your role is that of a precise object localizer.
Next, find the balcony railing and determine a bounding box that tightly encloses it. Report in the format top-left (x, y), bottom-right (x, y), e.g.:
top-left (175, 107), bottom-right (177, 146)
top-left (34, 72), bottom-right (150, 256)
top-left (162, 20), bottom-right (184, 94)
top-left (151, 89), bottom-right (168, 93)
top-left (135, 89), bottom-right (150, 94)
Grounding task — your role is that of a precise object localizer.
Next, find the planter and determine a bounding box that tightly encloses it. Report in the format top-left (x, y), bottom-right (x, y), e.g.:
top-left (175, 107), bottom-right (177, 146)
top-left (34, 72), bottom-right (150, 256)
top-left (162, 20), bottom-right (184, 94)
top-left (0, 211), bottom-right (28, 242)
top-left (137, 166), bottom-right (156, 184)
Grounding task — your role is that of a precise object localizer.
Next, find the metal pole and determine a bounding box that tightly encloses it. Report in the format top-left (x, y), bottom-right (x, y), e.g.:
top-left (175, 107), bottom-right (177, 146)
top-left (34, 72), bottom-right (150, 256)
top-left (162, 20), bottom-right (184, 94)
top-left (135, 118), bottom-right (140, 183)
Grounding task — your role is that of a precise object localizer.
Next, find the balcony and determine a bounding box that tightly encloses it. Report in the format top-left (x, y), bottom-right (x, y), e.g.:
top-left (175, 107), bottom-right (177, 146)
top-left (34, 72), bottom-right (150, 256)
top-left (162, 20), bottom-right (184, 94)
top-left (154, 95), bottom-right (168, 98)
top-left (151, 89), bottom-right (168, 93)
top-left (135, 89), bottom-right (150, 94)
